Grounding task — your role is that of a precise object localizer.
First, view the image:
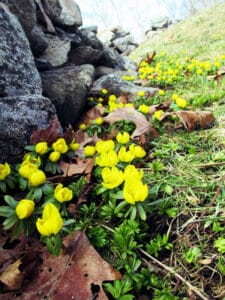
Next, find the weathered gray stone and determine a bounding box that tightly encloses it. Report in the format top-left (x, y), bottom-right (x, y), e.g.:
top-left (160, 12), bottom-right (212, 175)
top-left (68, 46), bottom-right (103, 65)
top-left (0, 0), bottom-right (48, 56)
top-left (98, 46), bottom-right (129, 71)
top-left (41, 65), bottom-right (95, 127)
top-left (150, 16), bottom-right (171, 30)
top-left (0, 95), bottom-right (56, 163)
top-left (40, 34), bottom-right (71, 67)
top-left (42, 0), bottom-right (82, 30)
top-left (91, 73), bottom-right (159, 101)
top-left (0, 4), bottom-right (42, 96)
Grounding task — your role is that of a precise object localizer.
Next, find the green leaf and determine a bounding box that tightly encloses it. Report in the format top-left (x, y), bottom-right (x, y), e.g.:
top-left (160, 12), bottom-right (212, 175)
top-left (4, 195), bottom-right (18, 208)
top-left (13, 220), bottom-right (24, 237)
top-left (45, 235), bottom-right (62, 256)
top-left (19, 177), bottom-right (28, 190)
top-left (63, 219), bottom-right (76, 226)
top-left (130, 206), bottom-right (137, 220)
top-left (42, 183), bottom-right (54, 195)
top-left (0, 181), bottom-right (6, 193)
top-left (114, 200), bottom-right (128, 215)
top-left (3, 214), bottom-right (17, 230)
top-left (0, 206), bottom-right (16, 217)
top-left (24, 145), bottom-right (36, 151)
top-left (137, 203), bottom-right (147, 221)
top-left (34, 187), bottom-right (43, 201)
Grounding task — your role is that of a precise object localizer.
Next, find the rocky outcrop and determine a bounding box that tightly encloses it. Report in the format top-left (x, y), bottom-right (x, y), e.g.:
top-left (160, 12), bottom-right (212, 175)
top-left (0, 0), bottom-right (159, 163)
top-left (145, 16), bottom-right (179, 39)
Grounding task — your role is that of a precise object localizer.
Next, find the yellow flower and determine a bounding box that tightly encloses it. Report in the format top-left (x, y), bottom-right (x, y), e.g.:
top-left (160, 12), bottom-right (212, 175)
top-left (35, 142), bottom-right (48, 155)
top-left (175, 97), bottom-right (187, 108)
top-left (54, 183), bottom-right (73, 203)
top-left (116, 132), bottom-right (130, 144)
top-left (52, 138), bottom-right (68, 154)
top-left (19, 161), bottom-right (38, 179)
top-left (171, 93), bottom-right (179, 101)
top-left (49, 151), bottom-right (61, 162)
top-left (131, 145), bottom-right (146, 159)
top-left (23, 153), bottom-right (41, 166)
top-left (95, 140), bottom-right (115, 153)
top-left (124, 165), bottom-right (143, 181)
top-left (124, 103), bottom-right (134, 109)
top-left (84, 145), bottom-right (96, 157)
top-left (95, 150), bottom-right (118, 167)
top-left (123, 179), bottom-right (148, 204)
top-left (108, 94), bottom-right (117, 102)
top-left (16, 199), bottom-right (35, 219)
top-left (102, 166), bottom-right (124, 189)
top-left (95, 117), bottom-right (103, 125)
top-left (70, 140), bottom-right (80, 151)
top-left (118, 147), bottom-right (134, 163)
top-left (28, 170), bottom-right (46, 186)
top-left (98, 97), bottom-right (104, 103)
top-left (158, 89), bottom-right (165, 96)
top-left (154, 110), bottom-right (165, 121)
top-left (0, 163), bottom-right (11, 180)
top-left (101, 88), bottom-right (108, 95)
top-left (138, 104), bottom-right (149, 114)
top-left (36, 203), bottom-right (63, 236)
top-left (79, 123), bottom-right (87, 130)
top-left (138, 91), bottom-right (145, 97)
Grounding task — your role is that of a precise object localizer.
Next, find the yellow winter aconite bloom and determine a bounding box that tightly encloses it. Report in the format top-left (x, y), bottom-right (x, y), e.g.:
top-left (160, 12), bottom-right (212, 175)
top-left (19, 161), bottom-right (38, 179)
top-left (124, 103), bottom-right (134, 109)
top-left (154, 110), bottom-right (165, 121)
top-left (101, 88), bottom-right (108, 94)
top-left (124, 165), bottom-right (143, 181)
top-left (138, 104), bottom-right (149, 114)
top-left (132, 145), bottom-right (146, 159)
top-left (16, 199), bottom-right (35, 219)
top-left (35, 142), bottom-right (48, 155)
top-left (0, 163), bottom-right (11, 180)
top-left (95, 117), bottom-right (104, 125)
top-left (98, 97), bottom-right (104, 103)
top-left (171, 93), bottom-right (179, 101)
top-left (23, 153), bottom-right (41, 165)
top-left (28, 170), bottom-right (46, 186)
top-left (84, 145), bottom-right (96, 157)
top-left (79, 123), bottom-right (87, 130)
top-left (52, 138), bottom-right (68, 154)
top-left (158, 89), bottom-right (165, 96)
top-left (138, 90), bottom-right (145, 97)
top-left (108, 94), bottom-right (117, 102)
top-left (175, 97), bottom-right (187, 108)
top-left (95, 140), bottom-right (115, 153)
top-left (118, 147), bottom-right (134, 163)
top-left (123, 179), bottom-right (148, 205)
top-left (36, 203), bottom-right (63, 236)
top-left (49, 151), bottom-right (61, 162)
top-left (116, 132), bottom-right (130, 144)
top-left (54, 183), bottom-right (73, 203)
top-left (70, 140), bottom-right (80, 151)
top-left (95, 150), bottom-right (118, 167)
top-left (102, 166), bottom-right (124, 189)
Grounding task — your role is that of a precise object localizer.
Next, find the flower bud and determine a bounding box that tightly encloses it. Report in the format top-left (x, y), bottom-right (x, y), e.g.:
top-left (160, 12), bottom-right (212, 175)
top-left (16, 199), bottom-right (35, 219)
top-left (28, 170), bottom-right (46, 186)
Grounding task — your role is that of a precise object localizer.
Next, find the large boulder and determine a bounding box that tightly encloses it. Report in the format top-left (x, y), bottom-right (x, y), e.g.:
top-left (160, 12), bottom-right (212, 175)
top-left (0, 4), bottom-right (42, 96)
top-left (0, 0), bottom-right (48, 56)
top-left (41, 64), bottom-right (95, 127)
top-left (0, 95), bottom-right (56, 163)
top-left (91, 73), bottom-right (159, 101)
top-left (42, 0), bottom-right (82, 30)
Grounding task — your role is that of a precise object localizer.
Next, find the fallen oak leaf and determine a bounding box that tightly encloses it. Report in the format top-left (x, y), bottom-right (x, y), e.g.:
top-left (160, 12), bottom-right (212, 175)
top-left (0, 259), bottom-right (23, 290)
top-left (103, 107), bottom-right (158, 139)
top-left (78, 105), bottom-right (105, 127)
top-left (17, 231), bottom-right (121, 300)
top-left (172, 111), bottom-right (215, 132)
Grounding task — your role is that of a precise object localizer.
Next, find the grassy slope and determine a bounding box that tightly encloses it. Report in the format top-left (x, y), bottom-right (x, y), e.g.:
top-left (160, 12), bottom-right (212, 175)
top-left (130, 2), bottom-right (225, 62)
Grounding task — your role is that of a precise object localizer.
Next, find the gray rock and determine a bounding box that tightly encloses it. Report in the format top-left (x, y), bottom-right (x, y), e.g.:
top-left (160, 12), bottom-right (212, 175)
top-left (0, 95), bottom-right (56, 163)
top-left (150, 16), bottom-right (171, 30)
top-left (40, 34), bottom-right (71, 67)
top-left (68, 46), bottom-right (103, 65)
top-left (91, 73), bottom-right (159, 101)
top-left (80, 25), bottom-right (98, 34)
top-left (41, 65), bottom-right (95, 127)
top-left (112, 34), bottom-right (134, 53)
top-left (42, 0), bottom-right (82, 30)
top-left (0, 0), bottom-right (48, 56)
top-left (0, 4), bottom-right (42, 96)
top-left (97, 29), bottom-right (115, 46)
top-left (98, 46), bottom-right (129, 71)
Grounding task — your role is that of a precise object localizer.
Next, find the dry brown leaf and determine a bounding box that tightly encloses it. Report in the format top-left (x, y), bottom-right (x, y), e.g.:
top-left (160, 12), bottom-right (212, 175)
top-left (30, 117), bottom-right (61, 145)
top-left (117, 93), bottom-right (129, 104)
top-left (173, 110), bottom-right (215, 132)
top-left (79, 105), bottom-right (105, 126)
top-left (58, 158), bottom-right (94, 178)
top-left (0, 259), bottom-right (23, 290)
top-left (103, 107), bottom-right (158, 139)
top-left (207, 65), bottom-right (225, 81)
top-left (18, 231), bottom-right (121, 300)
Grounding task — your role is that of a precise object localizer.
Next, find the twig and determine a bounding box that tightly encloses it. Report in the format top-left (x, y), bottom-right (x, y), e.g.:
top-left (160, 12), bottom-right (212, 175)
top-left (192, 161), bottom-right (225, 168)
top-left (139, 248), bottom-right (209, 300)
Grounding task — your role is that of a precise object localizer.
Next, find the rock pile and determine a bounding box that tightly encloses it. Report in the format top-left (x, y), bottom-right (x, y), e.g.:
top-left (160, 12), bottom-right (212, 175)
top-left (145, 16), bottom-right (179, 40)
top-left (0, 0), bottom-right (158, 163)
